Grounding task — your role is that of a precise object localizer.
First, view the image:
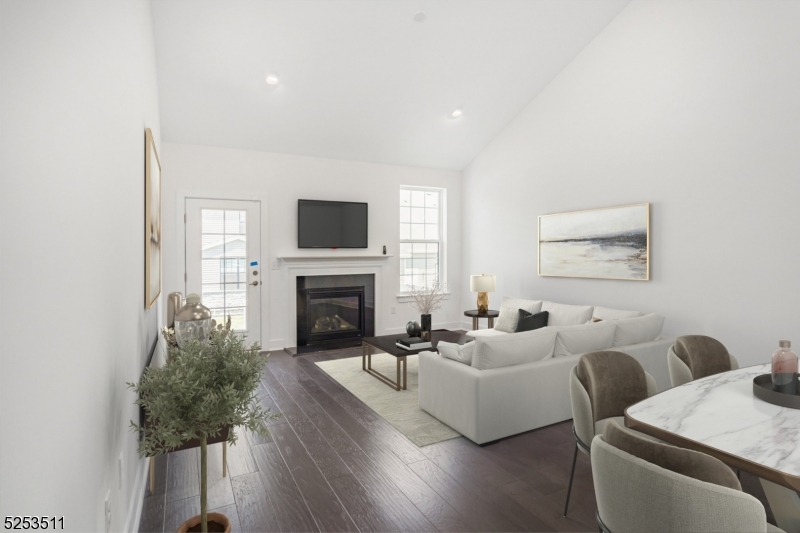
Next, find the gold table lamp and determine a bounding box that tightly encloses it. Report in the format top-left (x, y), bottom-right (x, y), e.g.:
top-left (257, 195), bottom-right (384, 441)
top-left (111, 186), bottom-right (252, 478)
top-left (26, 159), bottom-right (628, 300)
top-left (470, 274), bottom-right (496, 314)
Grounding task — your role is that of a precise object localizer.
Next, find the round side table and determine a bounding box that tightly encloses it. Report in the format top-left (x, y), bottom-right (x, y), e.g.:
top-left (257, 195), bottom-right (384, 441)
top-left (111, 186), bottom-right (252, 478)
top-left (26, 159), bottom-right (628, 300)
top-left (464, 309), bottom-right (499, 330)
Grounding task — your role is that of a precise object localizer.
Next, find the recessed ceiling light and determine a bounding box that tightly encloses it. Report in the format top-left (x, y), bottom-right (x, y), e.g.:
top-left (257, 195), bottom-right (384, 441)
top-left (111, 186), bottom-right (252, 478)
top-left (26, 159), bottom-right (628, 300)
top-left (265, 72), bottom-right (279, 85)
top-left (413, 11), bottom-right (426, 23)
top-left (451, 108), bottom-right (463, 118)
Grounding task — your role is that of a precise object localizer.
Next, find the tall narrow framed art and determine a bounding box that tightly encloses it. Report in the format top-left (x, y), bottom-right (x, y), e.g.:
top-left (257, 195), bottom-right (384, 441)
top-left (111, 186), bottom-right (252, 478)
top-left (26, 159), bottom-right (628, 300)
top-left (538, 203), bottom-right (650, 281)
top-left (145, 128), bottom-right (162, 308)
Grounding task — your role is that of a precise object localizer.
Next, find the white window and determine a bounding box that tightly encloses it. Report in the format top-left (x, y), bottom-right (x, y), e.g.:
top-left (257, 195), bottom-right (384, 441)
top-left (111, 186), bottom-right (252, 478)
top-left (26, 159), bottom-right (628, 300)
top-left (399, 186), bottom-right (445, 293)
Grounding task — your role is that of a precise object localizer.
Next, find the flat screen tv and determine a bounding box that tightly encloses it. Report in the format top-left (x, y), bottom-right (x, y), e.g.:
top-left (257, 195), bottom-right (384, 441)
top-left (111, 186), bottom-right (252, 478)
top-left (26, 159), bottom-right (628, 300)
top-left (298, 199), bottom-right (368, 248)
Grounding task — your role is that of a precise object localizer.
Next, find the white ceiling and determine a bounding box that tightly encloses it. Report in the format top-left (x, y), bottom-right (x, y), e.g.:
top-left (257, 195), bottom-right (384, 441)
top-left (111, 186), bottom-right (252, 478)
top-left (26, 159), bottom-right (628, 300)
top-left (152, 0), bottom-right (629, 170)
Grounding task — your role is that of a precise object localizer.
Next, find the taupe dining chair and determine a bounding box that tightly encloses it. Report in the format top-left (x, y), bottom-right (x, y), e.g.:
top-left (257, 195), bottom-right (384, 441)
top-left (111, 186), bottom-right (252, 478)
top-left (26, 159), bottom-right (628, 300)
top-left (592, 420), bottom-right (783, 533)
top-left (668, 335), bottom-right (739, 388)
top-left (565, 350), bottom-right (657, 517)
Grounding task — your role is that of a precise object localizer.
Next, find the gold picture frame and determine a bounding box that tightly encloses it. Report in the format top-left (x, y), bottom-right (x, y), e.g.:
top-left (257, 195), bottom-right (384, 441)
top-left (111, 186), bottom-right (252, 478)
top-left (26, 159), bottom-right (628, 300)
top-left (145, 128), bottom-right (162, 308)
top-left (537, 202), bottom-right (650, 281)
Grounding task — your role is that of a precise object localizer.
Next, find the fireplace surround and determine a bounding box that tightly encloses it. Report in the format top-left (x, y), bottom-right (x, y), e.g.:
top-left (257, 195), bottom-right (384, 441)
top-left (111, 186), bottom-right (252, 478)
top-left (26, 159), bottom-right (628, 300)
top-left (296, 274), bottom-right (374, 353)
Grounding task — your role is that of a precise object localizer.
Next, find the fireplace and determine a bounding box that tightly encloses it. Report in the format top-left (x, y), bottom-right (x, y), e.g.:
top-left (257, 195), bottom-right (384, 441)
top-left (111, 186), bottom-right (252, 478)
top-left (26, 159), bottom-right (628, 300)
top-left (296, 274), bottom-right (374, 352)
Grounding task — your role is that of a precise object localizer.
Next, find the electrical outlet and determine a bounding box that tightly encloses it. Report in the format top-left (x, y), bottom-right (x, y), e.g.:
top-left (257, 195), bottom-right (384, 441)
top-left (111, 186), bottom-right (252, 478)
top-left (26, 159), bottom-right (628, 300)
top-left (391, 306), bottom-right (396, 314)
top-left (104, 490), bottom-right (112, 532)
top-left (118, 452), bottom-right (124, 489)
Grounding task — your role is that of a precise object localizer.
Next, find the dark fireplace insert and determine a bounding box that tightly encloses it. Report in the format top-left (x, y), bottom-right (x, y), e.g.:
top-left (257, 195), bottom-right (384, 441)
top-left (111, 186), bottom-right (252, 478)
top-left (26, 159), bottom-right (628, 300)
top-left (296, 274), bottom-right (374, 353)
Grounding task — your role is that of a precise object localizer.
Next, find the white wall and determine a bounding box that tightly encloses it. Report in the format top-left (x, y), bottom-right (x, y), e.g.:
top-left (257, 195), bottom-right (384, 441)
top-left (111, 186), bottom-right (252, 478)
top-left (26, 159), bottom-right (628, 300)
top-left (0, 1), bottom-right (162, 531)
top-left (161, 142), bottom-right (463, 350)
top-left (463, 0), bottom-right (800, 365)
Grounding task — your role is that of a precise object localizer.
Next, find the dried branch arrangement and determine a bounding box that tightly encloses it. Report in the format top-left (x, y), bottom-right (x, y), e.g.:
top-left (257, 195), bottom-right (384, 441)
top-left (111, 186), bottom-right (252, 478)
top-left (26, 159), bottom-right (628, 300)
top-left (408, 279), bottom-right (448, 315)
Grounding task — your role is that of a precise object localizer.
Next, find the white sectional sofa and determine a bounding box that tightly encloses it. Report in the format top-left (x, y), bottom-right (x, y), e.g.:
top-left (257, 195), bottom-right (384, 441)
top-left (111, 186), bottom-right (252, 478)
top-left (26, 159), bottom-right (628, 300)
top-left (418, 299), bottom-right (672, 445)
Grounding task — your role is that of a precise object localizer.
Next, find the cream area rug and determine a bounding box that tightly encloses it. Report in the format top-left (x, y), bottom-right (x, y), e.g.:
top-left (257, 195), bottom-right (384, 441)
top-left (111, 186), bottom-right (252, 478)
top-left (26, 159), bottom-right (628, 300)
top-left (315, 353), bottom-right (460, 447)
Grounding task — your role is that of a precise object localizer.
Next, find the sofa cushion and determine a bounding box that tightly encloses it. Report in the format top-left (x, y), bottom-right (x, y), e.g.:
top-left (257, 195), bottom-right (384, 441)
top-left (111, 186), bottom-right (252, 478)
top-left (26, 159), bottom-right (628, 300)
top-left (541, 301), bottom-right (594, 326)
top-left (552, 321), bottom-right (617, 357)
top-left (494, 297), bottom-right (543, 333)
top-left (592, 306), bottom-right (641, 321)
top-left (603, 419), bottom-right (741, 491)
top-left (674, 335), bottom-right (732, 380)
top-left (471, 327), bottom-right (557, 370)
top-left (466, 328), bottom-right (508, 338)
top-left (437, 341), bottom-right (475, 366)
top-left (576, 351), bottom-right (648, 422)
top-left (612, 314), bottom-right (665, 347)
top-left (515, 310), bottom-right (548, 332)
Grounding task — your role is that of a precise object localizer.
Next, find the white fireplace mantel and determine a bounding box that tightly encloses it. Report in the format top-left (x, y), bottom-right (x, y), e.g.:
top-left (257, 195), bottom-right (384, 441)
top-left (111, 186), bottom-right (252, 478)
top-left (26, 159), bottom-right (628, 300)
top-left (279, 255), bottom-right (392, 266)
top-left (280, 255), bottom-right (391, 349)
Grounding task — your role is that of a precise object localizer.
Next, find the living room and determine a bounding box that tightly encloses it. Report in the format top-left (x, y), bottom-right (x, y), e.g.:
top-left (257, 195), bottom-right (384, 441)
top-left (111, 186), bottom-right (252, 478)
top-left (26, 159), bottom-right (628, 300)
top-left (2, 1), bottom-right (799, 532)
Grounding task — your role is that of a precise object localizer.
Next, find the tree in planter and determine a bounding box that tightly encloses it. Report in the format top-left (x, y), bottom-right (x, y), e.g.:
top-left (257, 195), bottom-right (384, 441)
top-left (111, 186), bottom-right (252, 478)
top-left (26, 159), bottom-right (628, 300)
top-left (129, 333), bottom-right (278, 533)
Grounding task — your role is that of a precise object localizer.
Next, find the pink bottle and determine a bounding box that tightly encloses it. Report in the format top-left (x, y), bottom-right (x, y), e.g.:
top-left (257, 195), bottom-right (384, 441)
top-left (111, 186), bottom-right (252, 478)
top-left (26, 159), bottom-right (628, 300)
top-left (772, 340), bottom-right (798, 394)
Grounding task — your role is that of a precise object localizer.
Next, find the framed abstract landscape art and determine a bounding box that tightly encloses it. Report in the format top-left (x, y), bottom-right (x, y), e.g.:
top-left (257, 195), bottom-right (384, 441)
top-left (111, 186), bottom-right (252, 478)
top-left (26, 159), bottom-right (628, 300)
top-left (538, 203), bottom-right (650, 281)
top-left (145, 128), bottom-right (162, 308)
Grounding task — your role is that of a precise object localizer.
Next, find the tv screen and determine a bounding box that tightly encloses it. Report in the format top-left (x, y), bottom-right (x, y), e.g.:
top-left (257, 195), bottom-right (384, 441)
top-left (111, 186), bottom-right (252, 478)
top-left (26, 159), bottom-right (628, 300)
top-left (298, 199), bottom-right (368, 248)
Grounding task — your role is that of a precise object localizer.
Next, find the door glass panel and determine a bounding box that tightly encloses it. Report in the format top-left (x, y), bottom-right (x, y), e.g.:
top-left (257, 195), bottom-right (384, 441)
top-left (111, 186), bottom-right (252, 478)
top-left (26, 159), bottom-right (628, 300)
top-left (201, 209), bottom-right (248, 331)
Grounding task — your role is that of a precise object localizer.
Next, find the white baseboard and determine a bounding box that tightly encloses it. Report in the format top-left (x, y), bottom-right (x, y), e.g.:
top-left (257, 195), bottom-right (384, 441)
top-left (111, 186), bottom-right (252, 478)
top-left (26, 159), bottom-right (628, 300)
top-left (462, 319), bottom-right (499, 331)
top-left (125, 457), bottom-right (149, 533)
top-left (268, 338), bottom-right (285, 351)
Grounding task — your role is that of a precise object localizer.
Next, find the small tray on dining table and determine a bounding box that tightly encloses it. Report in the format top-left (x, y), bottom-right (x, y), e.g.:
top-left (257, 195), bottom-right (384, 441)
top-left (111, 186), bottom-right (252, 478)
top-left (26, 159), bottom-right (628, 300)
top-left (753, 374), bottom-right (800, 409)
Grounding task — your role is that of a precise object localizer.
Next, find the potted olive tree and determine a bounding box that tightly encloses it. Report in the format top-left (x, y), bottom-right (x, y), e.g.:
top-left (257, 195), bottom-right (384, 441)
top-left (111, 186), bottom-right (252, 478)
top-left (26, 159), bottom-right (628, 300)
top-left (129, 332), bottom-right (277, 533)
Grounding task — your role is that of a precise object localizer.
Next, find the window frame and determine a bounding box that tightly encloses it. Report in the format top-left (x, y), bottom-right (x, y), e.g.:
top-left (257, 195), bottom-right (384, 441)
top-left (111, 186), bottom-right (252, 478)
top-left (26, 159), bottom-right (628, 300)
top-left (397, 185), bottom-right (448, 300)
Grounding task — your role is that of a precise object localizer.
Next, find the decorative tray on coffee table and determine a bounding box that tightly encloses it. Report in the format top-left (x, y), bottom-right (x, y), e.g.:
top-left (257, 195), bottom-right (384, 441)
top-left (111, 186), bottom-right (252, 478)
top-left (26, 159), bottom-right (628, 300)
top-left (753, 374), bottom-right (800, 409)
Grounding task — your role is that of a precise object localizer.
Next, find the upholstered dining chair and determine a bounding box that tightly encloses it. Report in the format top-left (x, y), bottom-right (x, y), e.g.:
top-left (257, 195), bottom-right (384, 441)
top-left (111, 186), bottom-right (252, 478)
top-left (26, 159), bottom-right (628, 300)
top-left (668, 334), bottom-right (739, 388)
top-left (564, 350), bottom-right (658, 517)
top-left (592, 420), bottom-right (783, 533)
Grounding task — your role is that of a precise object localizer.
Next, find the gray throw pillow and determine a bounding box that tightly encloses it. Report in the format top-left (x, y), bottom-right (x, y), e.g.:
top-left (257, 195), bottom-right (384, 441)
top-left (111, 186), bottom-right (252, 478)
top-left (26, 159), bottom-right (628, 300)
top-left (603, 419), bottom-right (741, 491)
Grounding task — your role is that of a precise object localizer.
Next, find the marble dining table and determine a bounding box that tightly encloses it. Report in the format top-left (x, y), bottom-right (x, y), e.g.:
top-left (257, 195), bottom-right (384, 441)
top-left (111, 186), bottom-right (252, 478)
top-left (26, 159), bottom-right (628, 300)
top-left (625, 363), bottom-right (800, 533)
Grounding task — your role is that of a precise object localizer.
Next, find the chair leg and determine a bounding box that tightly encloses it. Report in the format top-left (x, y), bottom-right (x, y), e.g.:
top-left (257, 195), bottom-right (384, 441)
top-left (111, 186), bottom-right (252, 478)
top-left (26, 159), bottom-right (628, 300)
top-left (564, 442), bottom-right (579, 517)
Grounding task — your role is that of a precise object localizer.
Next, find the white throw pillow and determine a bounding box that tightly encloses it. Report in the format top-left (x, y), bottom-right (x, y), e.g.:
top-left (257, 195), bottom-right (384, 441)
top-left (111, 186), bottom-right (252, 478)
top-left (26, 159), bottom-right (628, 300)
top-left (494, 297), bottom-right (543, 333)
top-left (437, 341), bottom-right (475, 365)
top-left (592, 306), bottom-right (641, 321)
top-left (471, 327), bottom-right (557, 370)
top-left (551, 322), bottom-right (617, 357)
top-left (541, 301), bottom-right (594, 326)
top-left (612, 314), bottom-right (665, 347)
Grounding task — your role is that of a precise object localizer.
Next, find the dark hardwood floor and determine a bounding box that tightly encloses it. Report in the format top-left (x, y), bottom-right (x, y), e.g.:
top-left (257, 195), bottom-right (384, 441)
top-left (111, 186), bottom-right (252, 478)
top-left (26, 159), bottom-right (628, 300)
top-left (139, 346), bottom-right (775, 532)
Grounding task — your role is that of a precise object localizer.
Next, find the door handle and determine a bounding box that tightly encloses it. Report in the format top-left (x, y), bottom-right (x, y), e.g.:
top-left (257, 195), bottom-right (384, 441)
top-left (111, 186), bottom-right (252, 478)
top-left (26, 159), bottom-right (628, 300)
top-left (249, 281), bottom-right (259, 286)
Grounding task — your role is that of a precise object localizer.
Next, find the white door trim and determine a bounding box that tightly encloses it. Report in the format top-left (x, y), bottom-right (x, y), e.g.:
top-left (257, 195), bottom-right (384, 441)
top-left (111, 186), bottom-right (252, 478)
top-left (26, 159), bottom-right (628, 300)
top-left (176, 189), bottom-right (270, 348)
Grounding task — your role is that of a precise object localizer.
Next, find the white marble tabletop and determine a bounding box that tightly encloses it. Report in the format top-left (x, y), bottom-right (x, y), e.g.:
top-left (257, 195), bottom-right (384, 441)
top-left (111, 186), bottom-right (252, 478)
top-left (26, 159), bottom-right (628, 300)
top-left (626, 363), bottom-right (800, 486)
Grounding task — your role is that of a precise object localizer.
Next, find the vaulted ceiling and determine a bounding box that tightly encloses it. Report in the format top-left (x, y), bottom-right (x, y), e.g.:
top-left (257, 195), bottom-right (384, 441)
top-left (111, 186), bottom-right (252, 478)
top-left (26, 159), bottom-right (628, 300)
top-left (152, 0), bottom-right (629, 170)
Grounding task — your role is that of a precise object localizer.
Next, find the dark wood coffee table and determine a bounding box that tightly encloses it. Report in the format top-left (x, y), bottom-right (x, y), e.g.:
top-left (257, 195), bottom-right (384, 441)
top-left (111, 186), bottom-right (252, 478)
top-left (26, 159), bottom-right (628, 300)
top-left (361, 329), bottom-right (472, 391)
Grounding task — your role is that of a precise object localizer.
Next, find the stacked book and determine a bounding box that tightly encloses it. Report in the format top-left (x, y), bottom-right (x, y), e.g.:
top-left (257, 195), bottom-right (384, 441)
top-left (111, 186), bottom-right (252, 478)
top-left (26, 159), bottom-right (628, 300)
top-left (396, 337), bottom-right (433, 351)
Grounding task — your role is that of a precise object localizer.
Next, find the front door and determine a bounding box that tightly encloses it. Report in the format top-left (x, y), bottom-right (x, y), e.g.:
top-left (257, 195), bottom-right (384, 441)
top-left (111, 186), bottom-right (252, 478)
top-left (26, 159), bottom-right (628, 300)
top-left (185, 198), bottom-right (261, 344)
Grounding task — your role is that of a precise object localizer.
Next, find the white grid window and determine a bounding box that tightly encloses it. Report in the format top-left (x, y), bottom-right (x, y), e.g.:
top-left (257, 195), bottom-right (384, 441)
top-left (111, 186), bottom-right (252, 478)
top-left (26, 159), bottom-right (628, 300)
top-left (201, 209), bottom-right (247, 330)
top-left (399, 187), bottom-right (444, 293)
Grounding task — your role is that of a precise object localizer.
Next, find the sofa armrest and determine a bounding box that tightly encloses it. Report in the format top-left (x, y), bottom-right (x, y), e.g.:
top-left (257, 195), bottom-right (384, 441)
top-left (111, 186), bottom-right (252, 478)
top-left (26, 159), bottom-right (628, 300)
top-left (418, 351), bottom-right (480, 440)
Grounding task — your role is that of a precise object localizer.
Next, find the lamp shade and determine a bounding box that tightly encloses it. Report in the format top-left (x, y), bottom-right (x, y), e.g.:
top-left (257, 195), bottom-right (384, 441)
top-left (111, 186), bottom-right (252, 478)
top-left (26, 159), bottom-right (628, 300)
top-left (470, 274), bottom-right (496, 293)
